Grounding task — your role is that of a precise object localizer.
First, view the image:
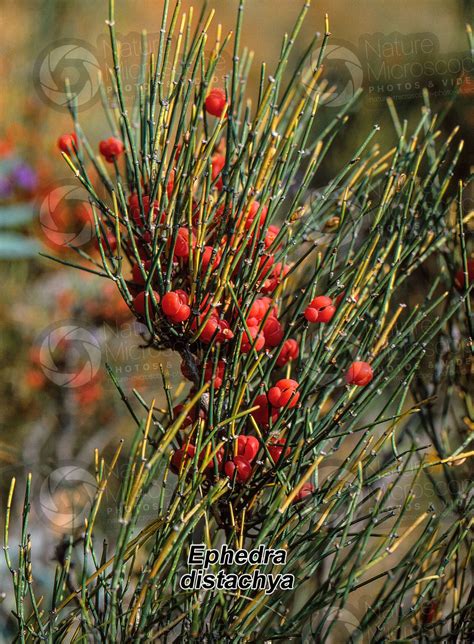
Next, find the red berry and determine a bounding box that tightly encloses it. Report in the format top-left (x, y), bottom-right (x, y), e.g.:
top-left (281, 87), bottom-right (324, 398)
top-left (131, 260), bottom-right (152, 285)
top-left (261, 262), bottom-right (290, 294)
top-left (162, 290), bottom-right (190, 324)
top-left (172, 403), bottom-right (205, 428)
top-left (345, 361), bottom-right (373, 386)
top-left (264, 225), bottom-right (280, 249)
top-left (170, 304), bottom-right (191, 324)
top-left (248, 298), bottom-right (272, 322)
top-left (215, 319), bottom-right (234, 343)
top-left (170, 443), bottom-right (196, 474)
top-left (252, 393), bottom-right (279, 428)
top-left (294, 481), bottom-right (314, 502)
top-left (199, 446), bottom-right (224, 472)
top-left (201, 246), bottom-right (221, 273)
top-left (94, 229), bottom-right (117, 254)
top-left (133, 290), bottom-right (160, 318)
top-left (205, 88), bottom-right (227, 117)
top-left (276, 338), bottom-right (299, 367)
top-left (57, 133), bottom-right (77, 153)
top-left (236, 435), bottom-right (259, 463)
top-left (263, 316), bottom-right (284, 348)
top-left (267, 437), bottom-right (291, 464)
top-left (128, 194), bottom-right (159, 226)
top-left (198, 315), bottom-right (220, 343)
top-left (211, 155), bottom-right (225, 190)
top-left (267, 379), bottom-right (300, 408)
top-left (241, 326), bottom-right (265, 353)
top-left (224, 456), bottom-right (252, 483)
top-left (162, 291), bottom-right (183, 316)
top-left (99, 136), bottom-right (124, 163)
top-left (167, 170), bottom-right (175, 199)
top-left (454, 258), bottom-right (474, 292)
top-left (244, 201), bottom-right (268, 231)
top-left (173, 227), bottom-right (194, 259)
top-left (204, 360), bottom-right (225, 389)
top-left (304, 296), bottom-right (335, 323)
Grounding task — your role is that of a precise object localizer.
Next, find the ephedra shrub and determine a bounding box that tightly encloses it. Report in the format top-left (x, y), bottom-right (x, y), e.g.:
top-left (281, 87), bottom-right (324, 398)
top-left (5, 1), bottom-right (473, 641)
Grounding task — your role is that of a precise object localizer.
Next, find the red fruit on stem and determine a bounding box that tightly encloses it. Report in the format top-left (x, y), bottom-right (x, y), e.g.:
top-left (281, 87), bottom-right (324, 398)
top-left (162, 291), bottom-right (183, 316)
top-left (162, 290), bottom-right (190, 324)
top-left (199, 446), bottom-right (224, 472)
top-left (204, 360), bottom-right (225, 389)
top-left (201, 246), bottom-right (221, 272)
top-left (205, 88), bottom-right (227, 117)
top-left (131, 260), bottom-right (152, 285)
top-left (294, 482), bottom-right (315, 502)
top-left (133, 290), bottom-right (160, 318)
top-left (173, 227), bottom-right (194, 259)
top-left (252, 393), bottom-right (279, 428)
top-left (241, 326), bottom-right (265, 353)
top-left (167, 170), bottom-right (175, 199)
top-left (99, 137), bottom-right (124, 163)
top-left (345, 361), bottom-right (373, 386)
top-left (215, 319), bottom-right (234, 343)
top-left (172, 403), bottom-right (203, 429)
top-left (128, 194), bottom-right (159, 226)
top-left (57, 133), bottom-right (77, 153)
top-left (264, 225), bottom-right (280, 249)
top-left (211, 155), bottom-right (226, 190)
top-left (248, 297), bottom-right (272, 322)
top-left (267, 437), bottom-right (291, 464)
top-left (244, 201), bottom-right (268, 231)
top-left (170, 304), bottom-right (191, 324)
top-left (170, 443), bottom-right (196, 474)
top-left (263, 316), bottom-right (284, 347)
top-left (267, 379), bottom-right (300, 408)
top-left (304, 295), bottom-right (336, 323)
top-left (198, 315), bottom-right (220, 343)
top-left (236, 435), bottom-right (259, 463)
top-left (261, 262), bottom-right (290, 294)
top-left (276, 338), bottom-right (299, 367)
top-left (224, 456), bottom-right (252, 483)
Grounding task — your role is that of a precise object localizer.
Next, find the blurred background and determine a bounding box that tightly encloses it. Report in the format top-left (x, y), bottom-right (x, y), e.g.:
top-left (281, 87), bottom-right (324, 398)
top-left (0, 0), bottom-right (472, 637)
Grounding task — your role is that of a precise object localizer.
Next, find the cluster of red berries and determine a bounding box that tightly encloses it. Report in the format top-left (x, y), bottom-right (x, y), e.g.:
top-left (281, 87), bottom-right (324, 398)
top-left (304, 295), bottom-right (336, 323)
top-left (57, 110), bottom-right (376, 499)
top-left (162, 290), bottom-right (191, 323)
top-left (252, 379), bottom-right (300, 428)
top-left (172, 434), bottom-right (284, 483)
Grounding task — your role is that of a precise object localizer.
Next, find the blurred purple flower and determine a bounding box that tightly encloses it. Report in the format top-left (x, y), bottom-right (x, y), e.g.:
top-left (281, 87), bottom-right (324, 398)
top-left (0, 175), bottom-right (13, 199)
top-left (11, 162), bottom-right (38, 192)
